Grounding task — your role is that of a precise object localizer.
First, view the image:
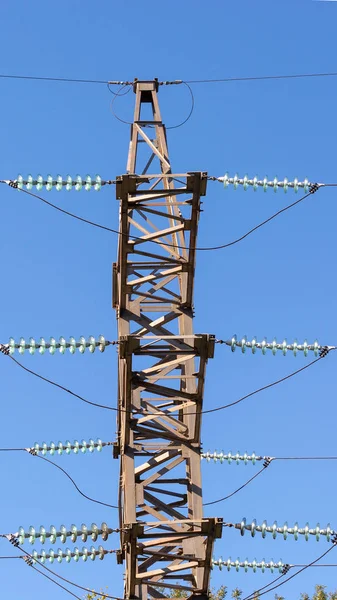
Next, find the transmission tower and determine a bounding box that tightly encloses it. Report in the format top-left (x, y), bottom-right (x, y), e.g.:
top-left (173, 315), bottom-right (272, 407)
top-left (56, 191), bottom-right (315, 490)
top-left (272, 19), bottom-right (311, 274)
top-left (113, 79), bottom-right (222, 600)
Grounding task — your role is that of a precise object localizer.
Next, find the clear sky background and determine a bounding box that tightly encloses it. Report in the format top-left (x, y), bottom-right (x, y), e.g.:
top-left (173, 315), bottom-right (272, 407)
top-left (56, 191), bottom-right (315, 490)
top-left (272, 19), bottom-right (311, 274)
top-left (0, 0), bottom-right (337, 599)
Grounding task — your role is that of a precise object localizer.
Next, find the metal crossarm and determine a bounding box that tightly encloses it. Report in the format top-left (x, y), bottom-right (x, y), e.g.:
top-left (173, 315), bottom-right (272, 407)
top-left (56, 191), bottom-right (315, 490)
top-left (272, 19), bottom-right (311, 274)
top-left (113, 79), bottom-right (222, 600)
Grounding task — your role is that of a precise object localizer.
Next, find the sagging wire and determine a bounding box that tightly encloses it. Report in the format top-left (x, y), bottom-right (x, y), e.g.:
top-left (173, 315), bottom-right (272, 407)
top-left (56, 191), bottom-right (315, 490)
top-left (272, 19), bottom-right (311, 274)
top-left (203, 459), bottom-right (272, 506)
top-left (6, 538), bottom-right (123, 600)
top-left (0, 182), bottom-right (321, 252)
top-left (242, 542), bottom-right (337, 600)
top-left (0, 345), bottom-right (334, 418)
top-left (26, 451), bottom-right (118, 509)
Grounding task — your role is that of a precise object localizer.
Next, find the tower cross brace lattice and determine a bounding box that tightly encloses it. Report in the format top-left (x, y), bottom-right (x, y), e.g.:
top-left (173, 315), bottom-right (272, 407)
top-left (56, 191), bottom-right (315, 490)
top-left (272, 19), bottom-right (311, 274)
top-left (113, 78), bottom-right (222, 600)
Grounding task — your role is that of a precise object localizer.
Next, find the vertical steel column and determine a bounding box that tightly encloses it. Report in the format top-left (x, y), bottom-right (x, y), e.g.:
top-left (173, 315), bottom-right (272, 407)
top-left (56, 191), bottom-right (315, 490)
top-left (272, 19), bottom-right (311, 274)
top-left (114, 79), bottom-right (222, 600)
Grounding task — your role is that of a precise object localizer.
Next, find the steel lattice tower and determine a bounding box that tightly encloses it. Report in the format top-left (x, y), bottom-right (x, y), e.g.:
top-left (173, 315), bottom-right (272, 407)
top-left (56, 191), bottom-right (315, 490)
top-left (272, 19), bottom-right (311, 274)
top-left (113, 79), bottom-right (222, 600)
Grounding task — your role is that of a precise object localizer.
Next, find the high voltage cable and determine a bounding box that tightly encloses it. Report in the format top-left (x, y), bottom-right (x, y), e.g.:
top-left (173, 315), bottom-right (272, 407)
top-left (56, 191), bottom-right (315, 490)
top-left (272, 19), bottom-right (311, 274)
top-left (1, 348), bottom-right (333, 417)
top-left (203, 463), bottom-right (270, 506)
top-left (242, 544), bottom-right (337, 600)
top-left (1, 182), bottom-right (320, 252)
top-left (2, 71), bottom-right (337, 85)
top-left (8, 542), bottom-right (123, 600)
top-left (29, 564), bottom-right (82, 600)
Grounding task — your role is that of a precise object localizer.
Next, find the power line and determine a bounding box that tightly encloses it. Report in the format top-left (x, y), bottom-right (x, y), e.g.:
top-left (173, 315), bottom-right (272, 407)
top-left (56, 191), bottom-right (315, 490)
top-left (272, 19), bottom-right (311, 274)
top-left (242, 543), bottom-right (337, 600)
top-left (185, 71), bottom-right (337, 84)
top-left (0, 73), bottom-right (109, 84)
top-left (2, 349), bottom-right (332, 419)
top-left (29, 564), bottom-right (82, 600)
top-left (2, 183), bottom-right (320, 253)
top-left (30, 453), bottom-right (118, 509)
top-left (203, 463), bottom-right (270, 506)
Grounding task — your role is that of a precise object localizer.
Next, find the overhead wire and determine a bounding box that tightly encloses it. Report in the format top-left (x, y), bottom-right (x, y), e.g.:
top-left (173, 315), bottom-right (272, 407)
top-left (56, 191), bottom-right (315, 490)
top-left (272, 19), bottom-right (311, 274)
top-left (1, 348), bottom-right (333, 418)
top-left (203, 463), bottom-right (269, 506)
top-left (185, 71), bottom-right (337, 84)
top-left (30, 453), bottom-right (118, 510)
top-left (29, 564), bottom-right (82, 600)
top-left (242, 544), bottom-right (337, 600)
top-left (1, 183), bottom-right (320, 252)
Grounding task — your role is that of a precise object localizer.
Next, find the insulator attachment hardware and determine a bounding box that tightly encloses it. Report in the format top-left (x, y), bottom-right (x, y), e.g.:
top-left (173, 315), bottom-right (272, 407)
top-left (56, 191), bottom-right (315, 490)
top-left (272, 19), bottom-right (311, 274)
top-left (15, 523), bottom-right (117, 545)
top-left (237, 518), bottom-right (335, 541)
top-left (5, 335), bottom-right (111, 355)
top-left (0, 344), bottom-right (10, 356)
top-left (319, 346), bottom-right (330, 358)
top-left (211, 557), bottom-right (285, 573)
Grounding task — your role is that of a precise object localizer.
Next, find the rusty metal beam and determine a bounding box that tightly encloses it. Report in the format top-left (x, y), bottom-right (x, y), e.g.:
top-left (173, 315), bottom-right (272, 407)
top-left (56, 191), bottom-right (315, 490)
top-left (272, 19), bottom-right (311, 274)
top-left (114, 79), bottom-right (222, 600)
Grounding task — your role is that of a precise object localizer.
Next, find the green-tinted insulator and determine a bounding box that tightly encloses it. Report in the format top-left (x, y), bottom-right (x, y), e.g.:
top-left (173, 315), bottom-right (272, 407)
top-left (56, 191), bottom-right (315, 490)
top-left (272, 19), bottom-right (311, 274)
top-left (74, 547), bottom-right (80, 562)
top-left (241, 336), bottom-right (247, 353)
top-left (49, 337), bottom-right (56, 355)
top-left (243, 175), bottom-right (248, 191)
top-left (251, 337), bottom-right (257, 354)
top-left (40, 549), bottom-right (47, 564)
top-left (19, 337), bottom-right (26, 355)
top-left (66, 548), bottom-right (72, 563)
top-left (70, 525), bottom-right (78, 543)
top-left (29, 337), bottom-right (36, 355)
top-left (50, 526), bottom-right (57, 545)
top-left (59, 336), bottom-right (67, 355)
top-left (73, 440), bottom-right (80, 454)
top-left (32, 550), bottom-right (38, 563)
top-left (96, 438), bottom-right (103, 452)
top-left (304, 178), bottom-right (309, 193)
top-left (79, 336), bottom-right (86, 354)
top-left (261, 520), bottom-right (267, 539)
top-left (8, 337), bottom-right (15, 356)
top-left (314, 340), bottom-right (319, 357)
top-left (253, 176), bottom-right (258, 191)
top-left (293, 339), bottom-right (298, 357)
top-left (26, 175), bottom-right (33, 191)
top-left (88, 439), bottom-right (95, 453)
top-left (90, 545), bottom-right (96, 561)
top-left (272, 521), bottom-right (278, 540)
top-left (49, 442), bottom-right (56, 456)
top-left (36, 175), bottom-right (43, 191)
top-left (46, 175), bottom-right (53, 191)
top-left (231, 335), bottom-right (237, 353)
top-left (39, 337), bottom-right (46, 355)
top-left (273, 177), bottom-right (278, 192)
top-left (101, 523), bottom-right (109, 541)
top-left (75, 175), bottom-right (82, 191)
top-left (60, 525), bottom-right (67, 544)
top-left (65, 440), bottom-right (72, 455)
top-left (94, 175), bottom-right (102, 191)
top-left (233, 174), bottom-right (239, 190)
top-left (282, 522), bottom-right (288, 540)
top-left (57, 441), bottom-right (64, 455)
top-left (223, 172), bottom-right (229, 189)
top-left (57, 548), bottom-right (63, 563)
top-left (261, 338), bottom-right (267, 355)
top-left (82, 547), bottom-right (88, 561)
top-left (272, 338), bottom-right (277, 356)
top-left (85, 175), bottom-right (92, 191)
top-left (98, 335), bottom-right (106, 352)
top-left (282, 339), bottom-right (287, 356)
top-left (56, 175), bottom-right (63, 191)
top-left (294, 178), bottom-right (299, 193)
top-left (263, 177), bottom-right (268, 192)
top-left (81, 439), bottom-right (87, 454)
top-left (98, 545), bottom-right (105, 560)
top-left (69, 337), bottom-right (76, 354)
top-left (303, 340), bottom-right (308, 357)
top-left (91, 523), bottom-right (98, 542)
top-left (49, 549), bottom-right (55, 563)
top-left (17, 175), bottom-right (24, 189)
top-left (251, 452), bottom-right (256, 465)
top-left (66, 175), bottom-right (73, 191)
top-left (251, 520), bottom-right (257, 538)
top-left (88, 335), bottom-right (96, 353)
top-left (293, 522), bottom-right (299, 541)
top-left (41, 442), bottom-right (48, 456)
top-left (283, 178), bottom-right (288, 193)
top-left (81, 524), bottom-right (88, 542)
top-left (29, 526), bottom-right (36, 545)
top-left (18, 526), bottom-right (25, 545)
top-left (39, 526), bottom-right (46, 544)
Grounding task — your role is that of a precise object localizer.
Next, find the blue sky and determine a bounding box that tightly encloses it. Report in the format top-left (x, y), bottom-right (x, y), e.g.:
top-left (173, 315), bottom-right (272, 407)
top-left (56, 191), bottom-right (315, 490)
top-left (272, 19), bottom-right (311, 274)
top-left (0, 0), bottom-right (337, 598)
